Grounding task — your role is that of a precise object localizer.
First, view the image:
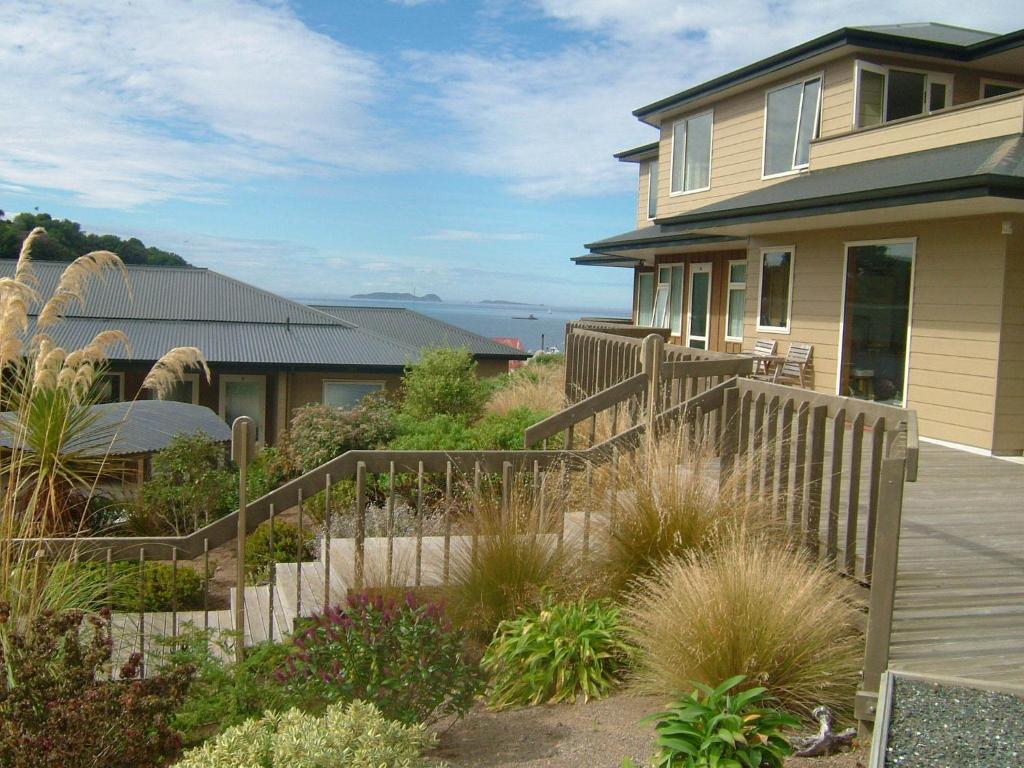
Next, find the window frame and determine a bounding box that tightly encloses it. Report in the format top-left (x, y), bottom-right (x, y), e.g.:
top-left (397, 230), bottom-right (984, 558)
top-left (322, 379), bottom-right (386, 410)
top-left (668, 109), bottom-right (714, 196)
top-left (852, 60), bottom-right (953, 129)
top-left (218, 374), bottom-right (267, 442)
top-left (635, 270), bottom-right (656, 326)
top-left (97, 371), bottom-right (125, 403)
top-left (761, 72), bottom-right (823, 180)
top-left (646, 159), bottom-right (659, 220)
top-left (756, 246), bottom-right (795, 335)
top-left (157, 372), bottom-right (199, 404)
top-left (979, 78), bottom-right (1023, 100)
top-left (724, 258), bottom-right (747, 343)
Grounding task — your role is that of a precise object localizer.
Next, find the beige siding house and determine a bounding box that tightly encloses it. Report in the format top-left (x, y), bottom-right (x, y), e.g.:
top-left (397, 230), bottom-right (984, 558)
top-left (578, 22), bottom-right (1024, 455)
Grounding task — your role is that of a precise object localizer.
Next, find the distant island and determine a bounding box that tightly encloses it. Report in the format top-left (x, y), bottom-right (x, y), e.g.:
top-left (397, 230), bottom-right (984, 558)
top-left (481, 299), bottom-right (534, 306)
top-left (350, 292), bottom-right (442, 302)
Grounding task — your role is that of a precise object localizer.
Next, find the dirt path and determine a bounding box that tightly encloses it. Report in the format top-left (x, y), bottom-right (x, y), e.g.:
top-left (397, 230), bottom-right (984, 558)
top-left (430, 693), bottom-right (867, 768)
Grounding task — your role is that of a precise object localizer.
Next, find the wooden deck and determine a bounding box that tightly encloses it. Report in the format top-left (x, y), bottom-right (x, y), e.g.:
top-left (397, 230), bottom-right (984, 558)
top-left (888, 442), bottom-right (1024, 684)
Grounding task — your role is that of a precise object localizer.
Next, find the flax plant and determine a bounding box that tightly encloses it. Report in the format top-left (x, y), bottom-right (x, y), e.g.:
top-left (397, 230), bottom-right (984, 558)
top-left (0, 228), bottom-right (210, 634)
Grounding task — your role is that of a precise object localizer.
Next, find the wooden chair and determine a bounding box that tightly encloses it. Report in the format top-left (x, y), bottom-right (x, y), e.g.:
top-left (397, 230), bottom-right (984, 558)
top-left (751, 339), bottom-right (778, 379)
top-left (776, 342), bottom-right (813, 387)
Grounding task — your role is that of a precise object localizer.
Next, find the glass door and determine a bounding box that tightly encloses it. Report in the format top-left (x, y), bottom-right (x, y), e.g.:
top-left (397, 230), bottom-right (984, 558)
top-left (220, 375), bottom-right (267, 441)
top-left (840, 242), bottom-right (915, 405)
top-left (686, 262), bottom-right (712, 349)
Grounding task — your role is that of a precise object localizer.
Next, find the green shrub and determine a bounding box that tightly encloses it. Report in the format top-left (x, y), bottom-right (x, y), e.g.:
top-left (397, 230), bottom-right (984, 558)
top-left (289, 397), bottom-right (395, 472)
top-left (636, 676), bottom-right (798, 768)
top-left (173, 700), bottom-right (432, 768)
top-left (483, 597), bottom-right (630, 708)
top-left (279, 592), bottom-right (482, 725)
top-left (471, 407), bottom-right (550, 450)
top-left (244, 520), bottom-right (316, 582)
top-left (136, 432), bottom-right (237, 535)
top-left (401, 347), bottom-right (487, 421)
top-left (246, 445), bottom-right (297, 500)
top-left (0, 608), bottom-right (193, 768)
top-left (69, 561), bottom-right (206, 612)
top-left (389, 413), bottom-right (476, 450)
top-left (625, 534), bottom-right (862, 719)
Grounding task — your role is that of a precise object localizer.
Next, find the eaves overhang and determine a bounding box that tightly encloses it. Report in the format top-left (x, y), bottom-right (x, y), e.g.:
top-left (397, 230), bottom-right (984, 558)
top-left (613, 142), bottom-right (659, 163)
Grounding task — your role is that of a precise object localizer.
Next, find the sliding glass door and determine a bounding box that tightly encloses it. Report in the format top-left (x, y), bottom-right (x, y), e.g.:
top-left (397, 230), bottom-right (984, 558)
top-left (686, 262), bottom-right (712, 349)
top-left (839, 241), bottom-right (915, 405)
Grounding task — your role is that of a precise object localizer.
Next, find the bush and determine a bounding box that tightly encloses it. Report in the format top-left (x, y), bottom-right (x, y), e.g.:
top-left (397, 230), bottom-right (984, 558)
top-left (389, 413), bottom-right (478, 451)
top-left (625, 534), bottom-right (862, 719)
top-left (279, 592), bottom-right (482, 725)
top-left (401, 347), bottom-right (487, 421)
top-left (137, 432), bottom-right (237, 535)
top-left (246, 445), bottom-right (297, 500)
top-left (0, 607), bottom-right (193, 768)
top-left (483, 597), bottom-right (630, 708)
top-left (174, 700), bottom-right (432, 768)
top-left (244, 520), bottom-right (316, 582)
top-left (635, 676), bottom-right (798, 768)
top-left (289, 397), bottom-right (395, 472)
top-left (472, 407), bottom-right (551, 450)
top-left (69, 561), bottom-right (206, 612)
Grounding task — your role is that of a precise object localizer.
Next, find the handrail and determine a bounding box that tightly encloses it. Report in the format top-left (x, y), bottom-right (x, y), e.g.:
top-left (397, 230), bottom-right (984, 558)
top-left (525, 373), bottom-right (647, 447)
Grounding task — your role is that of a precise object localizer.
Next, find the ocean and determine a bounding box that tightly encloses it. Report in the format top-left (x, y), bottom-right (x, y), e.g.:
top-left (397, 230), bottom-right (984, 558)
top-left (298, 297), bottom-right (630, 353)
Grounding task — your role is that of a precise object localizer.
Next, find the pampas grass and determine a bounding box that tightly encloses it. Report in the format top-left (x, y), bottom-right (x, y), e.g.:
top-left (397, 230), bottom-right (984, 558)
top-left (625, 532), bottom-right (863, 720)
top-left (143, 347), bottom-right (211, 399)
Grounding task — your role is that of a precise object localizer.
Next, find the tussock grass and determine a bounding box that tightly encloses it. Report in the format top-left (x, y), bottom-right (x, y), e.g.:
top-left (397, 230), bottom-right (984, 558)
top-left (626, 532), bottom-right (863, 720)
top-left (484, 361), bottom-right (565, 417)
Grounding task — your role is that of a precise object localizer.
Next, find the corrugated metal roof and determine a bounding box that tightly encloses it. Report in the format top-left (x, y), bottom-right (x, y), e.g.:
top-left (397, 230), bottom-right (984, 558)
top-left (311, 306), bottom-right (530, 359)
top-left (853, 23), bottom-right (997, 46)
top-left (0, 400), bottom-right (230, 457)
top-left (0, 262), bottom-right (346, 326)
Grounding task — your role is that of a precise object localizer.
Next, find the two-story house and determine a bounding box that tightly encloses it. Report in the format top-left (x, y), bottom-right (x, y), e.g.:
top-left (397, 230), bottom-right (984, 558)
top-left (577, 22), bottom-right (1024, 456)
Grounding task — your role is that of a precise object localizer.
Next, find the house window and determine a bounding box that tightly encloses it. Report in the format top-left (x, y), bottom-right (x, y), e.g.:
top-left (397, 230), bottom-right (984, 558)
top-left (323, 380), bottom-right (384, 409)
top-left (669, 111), bottom-right (713, 194)
top-left (763, 75), bottom-right (821, 177)
top-left (96, 372), bottom-right (124, 403)
top-left (647, 160), bottom-right (659, 219)
top-left (636, 271), bottom-right (655, 326)
top-left (159, 373), bottom-right (199, 404)
top-left (219, 374), bottom-right (266, 442)
top-left (981, 80), bottom-right (1022, 99)
top-left (725, 260), bottom-right (747, 342)
top-left (654, 265), bottom-right (684, 336)
top-left (855, 62), bottom-right (951, 128)
top-left (757, 248), bottom-right (794, 333)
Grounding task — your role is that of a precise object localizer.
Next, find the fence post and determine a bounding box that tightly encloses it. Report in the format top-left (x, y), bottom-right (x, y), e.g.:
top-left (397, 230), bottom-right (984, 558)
top-left (719, 387), bottom-right (739, 488)
top-left (231, 416), bottom-right (255, 663)
top-left (641, 334), bottom-right (664, 453)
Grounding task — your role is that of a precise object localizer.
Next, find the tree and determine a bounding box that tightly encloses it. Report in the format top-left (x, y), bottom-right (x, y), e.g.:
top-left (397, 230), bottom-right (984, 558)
top-left (400, 347), bottom-right (487, 421)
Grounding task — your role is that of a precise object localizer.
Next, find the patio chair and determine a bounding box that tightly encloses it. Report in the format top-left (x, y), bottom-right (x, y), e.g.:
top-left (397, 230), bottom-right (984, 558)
top-left (775, 342), bottom-right (813, 387)
top-left (751, 338), bottom-right (778, 379)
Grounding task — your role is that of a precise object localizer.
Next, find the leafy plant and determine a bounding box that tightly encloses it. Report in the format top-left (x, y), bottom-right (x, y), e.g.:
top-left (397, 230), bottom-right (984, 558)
top-left (244, 519), bottom-right (316, 582)
top-left (289, 397), bottom-right (395, 472)
top-left (626, 533), bottom-right (862, 719)
top-left (246, 444), bottom-right (297, 500)
top-left (642, 676), bottom-right (798, 768)
top-left (483, 596), bottom-right (631, 708)
top-left (472, 407), bottom-right (551, 450)
top-left (173, 700), bottom-right (433, 768)
top-left (278, 592), bottom-right (482, 725)
top-left (401, 346), bottom-right (487, 421)
top-left (0, 607), bottom-right (193, 768)
top-left (389, 413), bottom-right (478, 451)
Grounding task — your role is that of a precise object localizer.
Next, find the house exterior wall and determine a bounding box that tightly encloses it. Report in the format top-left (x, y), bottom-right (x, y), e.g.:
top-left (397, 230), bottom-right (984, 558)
top-left (994, 216), bottom-right (1024, 454)
top-left (637, 161), bottom-right (655, 229)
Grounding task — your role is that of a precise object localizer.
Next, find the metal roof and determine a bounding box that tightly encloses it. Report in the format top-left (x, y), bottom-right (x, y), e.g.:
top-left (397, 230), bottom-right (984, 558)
top-left (853, 23), bottom-right (997, 46)
top-left (0, 400), bottom-right (230, 457)
top-left (613, 142), bottom-right (660, 162)
top-left (311, 306), bottom-right (530, 359)
top-left (584, 224), bottom-right (743, 252)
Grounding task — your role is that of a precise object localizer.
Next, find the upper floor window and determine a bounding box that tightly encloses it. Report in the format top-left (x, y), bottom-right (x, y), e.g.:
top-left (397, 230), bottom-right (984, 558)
top-left (670, 111), bottom-right (713, 194)
top-left (981, 80), bottom-right (1022, 99)
top-left (855, 62), bottom-right (951, 128)
top-left (763, 76), bottom-right (821, 178)
top-left (647, 160), bottom-right (659, 219)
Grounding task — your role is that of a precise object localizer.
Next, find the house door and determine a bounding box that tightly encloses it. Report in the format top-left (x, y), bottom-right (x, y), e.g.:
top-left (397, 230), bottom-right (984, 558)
top-left (686, 262), bottom-right (712, 349)
top-left (220, 374), bottom-right (267, 442)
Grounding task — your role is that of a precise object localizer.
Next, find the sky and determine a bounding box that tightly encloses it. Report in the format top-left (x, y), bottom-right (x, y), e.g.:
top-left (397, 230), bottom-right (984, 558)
top-left (0, 1), bottom-right (1017, 308)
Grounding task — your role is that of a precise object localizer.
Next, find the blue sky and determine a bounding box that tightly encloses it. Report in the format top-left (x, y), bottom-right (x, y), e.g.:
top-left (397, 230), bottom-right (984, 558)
top-left (0, 1), bottom-right (1014, 308)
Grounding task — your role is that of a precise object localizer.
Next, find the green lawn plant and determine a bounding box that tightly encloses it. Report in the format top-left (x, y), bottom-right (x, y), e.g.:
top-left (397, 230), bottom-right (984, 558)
top-left (483, 596), bottom-right (631, 709)
top-left (243, 519), bottom-right (316, 582)
top-left (636, 676), bottom-right (798, 768)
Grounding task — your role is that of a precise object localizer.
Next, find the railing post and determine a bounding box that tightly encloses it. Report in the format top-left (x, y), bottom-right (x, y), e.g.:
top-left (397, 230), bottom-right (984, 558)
top-left (641, 334), bottom-right (664, 453)
top-left (719, 386), bottom-right (739, 488)
top-left (231, 416), bottom-right (255, 663)
top-left (857, 454), bottom-right (907, 733)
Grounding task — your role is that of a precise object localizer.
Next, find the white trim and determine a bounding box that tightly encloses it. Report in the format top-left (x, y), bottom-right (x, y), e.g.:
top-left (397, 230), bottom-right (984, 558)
top-left (920, 435), bottom-right (1024, 464)
top-left (219, 374), bottom-right (267, 442)
top-left (322, 379), bottom-right (386, 409)
top-left (724, 258), bottom-right (747, 343)
top-left (635, 270), bottom-right (655, 326)
top-left (685, 262), bottom-right (713, 349)
top-left (646, 159), bottom-right (659, 220)
top-left (668, 109), bottom-right (714, 196)
top-left (158, 372), bottom-right (199, 404)
top-left (980, 78), bottom-right (1023, 100)
top-left (853, 60), bottom-right (953, 129)
top-left (761, 72), bottom-right (823, 179)
top-left (836, 238), bottom-right (917, 408)
top-left (755, 246), bottom-right (795, 335)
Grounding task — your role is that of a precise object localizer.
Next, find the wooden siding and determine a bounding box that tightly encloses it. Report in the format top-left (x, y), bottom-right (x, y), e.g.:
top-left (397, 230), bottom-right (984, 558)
top-left (994, 215), bottom-right (1024, 455)
top-left (745, 216), bottom-right (1014, 452)
top-left (636, 160), bottom-right (656, 229)
top-left (810, 91), bottom-right (1023, 170)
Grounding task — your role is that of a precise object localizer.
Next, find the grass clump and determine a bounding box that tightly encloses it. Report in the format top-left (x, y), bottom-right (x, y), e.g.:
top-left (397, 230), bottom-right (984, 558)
top-left (483, 596), bottom-right (630, 709)
top-left (625, 533), bottom-right (862, 720)
top-left (484, 360), bottom-right (565, 417)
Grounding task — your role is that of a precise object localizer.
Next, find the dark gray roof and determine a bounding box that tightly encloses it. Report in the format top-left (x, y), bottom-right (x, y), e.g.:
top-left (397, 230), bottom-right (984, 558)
top-left (310, 306), bottom-right (530, 359)
top-left (853, 23), bottom-right (997, 46)
top-left (0, 400), bottom-right (230, 457)
top-left (613, 142), bottom-right (660, 162)
top-left (585, 224), bottom-right (742, 252)
top-left (656, 135), bottom-right (1024, 229)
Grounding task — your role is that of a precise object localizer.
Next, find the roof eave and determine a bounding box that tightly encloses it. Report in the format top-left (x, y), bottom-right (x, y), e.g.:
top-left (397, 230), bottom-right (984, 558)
top-left (613, 142), bottom-right (660, 162)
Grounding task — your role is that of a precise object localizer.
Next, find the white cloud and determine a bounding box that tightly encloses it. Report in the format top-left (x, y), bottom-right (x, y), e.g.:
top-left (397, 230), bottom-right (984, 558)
top-left (409, 1), bottom-right (1018, 198)
top-left (416, 229), bottom-right (534, 241)
top-left (0, 0), bottom-right (389, 207)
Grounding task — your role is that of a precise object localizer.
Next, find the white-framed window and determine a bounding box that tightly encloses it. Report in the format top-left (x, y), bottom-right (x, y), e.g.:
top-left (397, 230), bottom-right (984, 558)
top-left (158, 373), bottom-right (199, 405)
top-left (980, 79), bottom-right (1022, 99)
top-left (647, 159), bottom-right (659, 219)
top-left (636, 271), bottom-right (656, 326)
top-left (653, 264), bottom-right (685, 336)
top-left (323, 380), bottom-right (385, 410)
top-left (725, 259), bottom-right (747, 342)
top-left (219, 374), bottom-right (267, 442)
top-left (763, 74), bottom-right (822, 178)
top-left (854, 61), bottom-right (952, 128)
top-left (756, 247), bottom-right (794, 334)
top-left (96, 372), bottom-right (125, 403)
top-left (669, 110), bottom-right (713, 195)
